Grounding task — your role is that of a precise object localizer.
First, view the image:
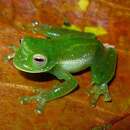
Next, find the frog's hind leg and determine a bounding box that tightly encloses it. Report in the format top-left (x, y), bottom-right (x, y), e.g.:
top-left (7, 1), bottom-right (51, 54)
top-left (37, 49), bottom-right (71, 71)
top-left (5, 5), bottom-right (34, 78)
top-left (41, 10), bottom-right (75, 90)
top-left (87, 43), bottom-right (117, 107)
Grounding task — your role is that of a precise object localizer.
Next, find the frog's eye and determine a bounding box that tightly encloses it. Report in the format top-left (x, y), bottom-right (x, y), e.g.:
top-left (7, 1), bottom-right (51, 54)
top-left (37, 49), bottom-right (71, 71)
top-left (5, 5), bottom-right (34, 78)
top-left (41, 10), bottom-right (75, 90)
top-left (33, 54), bottom-right (47, 67)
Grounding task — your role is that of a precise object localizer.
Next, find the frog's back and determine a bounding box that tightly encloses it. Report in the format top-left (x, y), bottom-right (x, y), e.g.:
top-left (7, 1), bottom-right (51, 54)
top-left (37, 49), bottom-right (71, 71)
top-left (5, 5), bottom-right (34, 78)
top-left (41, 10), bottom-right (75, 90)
top-left (52, 37), bottom-right (101, 73)
top-left (51, 36), bottom-right (98, 51)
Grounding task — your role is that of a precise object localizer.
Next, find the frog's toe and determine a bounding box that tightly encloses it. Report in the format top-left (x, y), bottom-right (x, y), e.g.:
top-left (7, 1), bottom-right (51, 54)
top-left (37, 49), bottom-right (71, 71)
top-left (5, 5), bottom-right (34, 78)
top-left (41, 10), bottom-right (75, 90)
top-left (90, 94), bottom-right (100, 107)
top-left (3, 53), bottom-right (15, 63)
top-left (20, 96), bottom-right (33, 104)
top-left (87, 84), bottom-right (111, 107)
top-left (35, 98), bottom-right (47, 114)
top-left (104, 92), bottom-right (112, 102)
top-left (20, 90), bottom-right (47, 114)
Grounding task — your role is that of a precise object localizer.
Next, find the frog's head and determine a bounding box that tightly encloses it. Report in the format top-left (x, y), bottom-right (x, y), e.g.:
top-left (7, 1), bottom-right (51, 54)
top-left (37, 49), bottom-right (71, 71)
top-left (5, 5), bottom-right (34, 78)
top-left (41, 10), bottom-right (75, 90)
top-left (13, 36), bottom-right (57, 73)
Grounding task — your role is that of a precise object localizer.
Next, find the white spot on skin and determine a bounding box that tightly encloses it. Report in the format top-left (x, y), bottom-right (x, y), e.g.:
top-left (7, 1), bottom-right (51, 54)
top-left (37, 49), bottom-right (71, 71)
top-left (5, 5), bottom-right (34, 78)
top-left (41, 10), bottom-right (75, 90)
top-left (103, 43), bottom-right (115, 48)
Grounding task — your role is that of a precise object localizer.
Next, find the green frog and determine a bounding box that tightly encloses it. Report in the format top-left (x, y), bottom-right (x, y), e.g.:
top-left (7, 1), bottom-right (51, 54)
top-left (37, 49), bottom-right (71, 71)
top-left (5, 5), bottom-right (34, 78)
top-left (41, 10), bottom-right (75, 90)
top-left (7, 25), bottom-right (117, 113)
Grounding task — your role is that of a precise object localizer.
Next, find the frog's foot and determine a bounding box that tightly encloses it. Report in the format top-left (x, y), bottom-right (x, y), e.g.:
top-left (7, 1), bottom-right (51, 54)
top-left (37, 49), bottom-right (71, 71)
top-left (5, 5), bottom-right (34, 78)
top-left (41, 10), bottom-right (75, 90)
top-left (3, 44), bottom-right (17, 63)
top-left (3, 53), bottom-right (15, 63)
top-left (87, 84), bottom-right (111, 107)
top-left (20, 88), bottom-right (48, 114)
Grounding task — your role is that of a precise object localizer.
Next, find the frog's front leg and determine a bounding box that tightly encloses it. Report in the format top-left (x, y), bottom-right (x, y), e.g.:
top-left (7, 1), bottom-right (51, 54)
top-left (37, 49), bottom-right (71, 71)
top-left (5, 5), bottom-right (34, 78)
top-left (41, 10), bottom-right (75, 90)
top-left (88, 44), bottom-right (117, 107)
top-left (20, 67), bottom-right (78, 114)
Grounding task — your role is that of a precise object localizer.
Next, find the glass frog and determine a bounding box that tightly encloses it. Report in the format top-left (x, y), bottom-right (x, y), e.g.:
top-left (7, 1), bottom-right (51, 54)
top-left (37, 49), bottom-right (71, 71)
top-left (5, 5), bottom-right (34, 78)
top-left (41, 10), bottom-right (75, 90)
top-left (8, 25), bottom-right (117, 114)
